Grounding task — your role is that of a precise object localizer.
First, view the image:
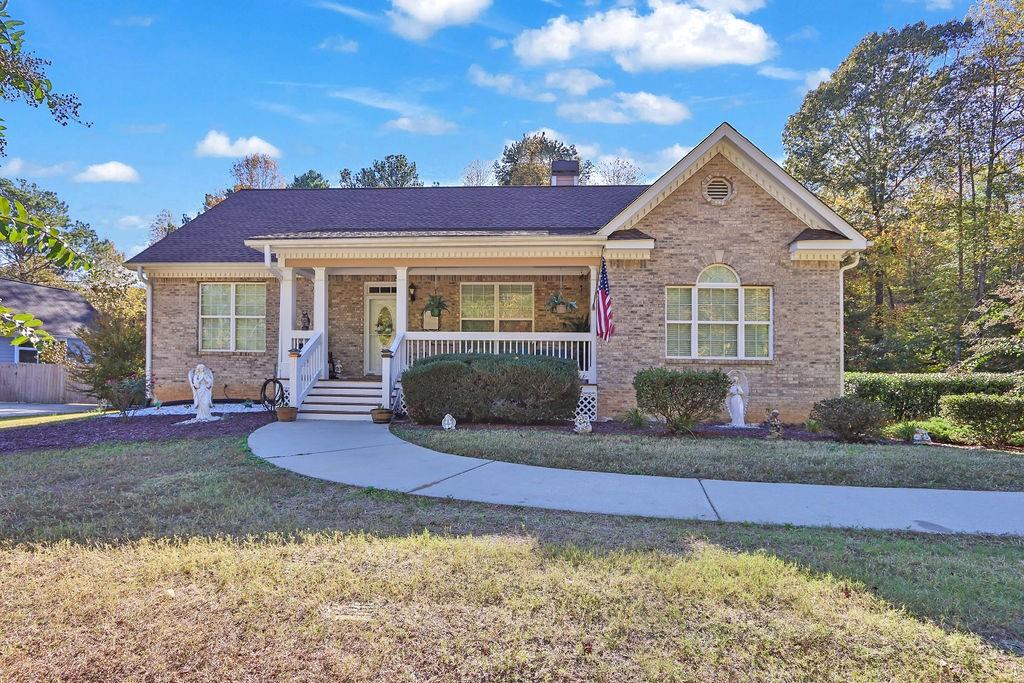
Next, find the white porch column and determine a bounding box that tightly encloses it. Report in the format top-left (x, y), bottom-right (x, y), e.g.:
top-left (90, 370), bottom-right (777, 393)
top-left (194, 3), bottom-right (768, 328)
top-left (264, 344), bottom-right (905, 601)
top-left (313, 267), bottom-right (329, 376)
top-left (278, 267), bottom-right (296, 376)
top-left (394, 266), bottom-right (408, 334)
top-left (588, 264), bottom-right (599, 384)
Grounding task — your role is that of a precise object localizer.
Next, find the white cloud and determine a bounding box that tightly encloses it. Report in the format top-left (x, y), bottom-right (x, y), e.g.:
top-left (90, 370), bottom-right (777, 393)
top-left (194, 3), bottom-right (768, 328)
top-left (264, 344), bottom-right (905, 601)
top-left (317, 35), bottom-right (359, 52)
top-left (313, 1), bottom-right (376, 22)
top-left (194, 130), bottom-right (282, 158)
top-left (113, 16), bottom-right (154, 27)
top-left (514, 1), bottom-right (775, 72)
top-left (557, 91), bottom-right (690, 125)
top-left (920, 0), bottom-right (953, 9)
top-left (692, 0), bottom-right (764, 11)
top-left (487, 36), bottom-right (508, 49)
top-left (467, 65), bottom-right (555, 102)
top-left (255, 101), bottom-right (344, 125)
top-left (785, 25), bottom-right (819, 42)
top-left (0, 157), bottom-right (73, 178)
top-left (385, 114), bottom-right (457, 134)
top-left (388, 0), bottom-right (492, 40)
top-left (330, 87), bottom-right (456, 135)
top-left (758, 64), bottom-right (831, 93)
top-left (74, 161), bottom-right (140, 183)
top-left (544, 68), bottom-right (611, 96)
top-left (117, 215), bottom-right (149, 229)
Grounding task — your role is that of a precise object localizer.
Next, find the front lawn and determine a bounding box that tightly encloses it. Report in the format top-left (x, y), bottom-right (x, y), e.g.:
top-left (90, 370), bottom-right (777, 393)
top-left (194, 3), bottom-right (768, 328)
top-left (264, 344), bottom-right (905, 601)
top-left (395, 424), bottom-right (1024, 491)
top-left (2, 437), bottom-right (1023, 679)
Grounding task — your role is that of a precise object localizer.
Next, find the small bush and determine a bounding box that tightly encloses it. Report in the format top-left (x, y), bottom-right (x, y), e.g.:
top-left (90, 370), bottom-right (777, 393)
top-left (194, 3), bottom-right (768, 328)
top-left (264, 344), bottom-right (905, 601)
top-left (106, 376), bottom-right (150, 418)
top-left (939, 393), bottom-right (1024, 448)
top-left (619, 407), bottom-right (648, 428)
top-left (633, 368), bottom-right (731, 433)
top-left (803, 418), bottom-right (822, 434)
top-left (884, 421), bottom-right (919, 443)
top-left (844, 372), bottom-right (1020, 421)
top-left (72, 311), bottom-right (146, 404)
top-left (882, 417), bottom-right (976, 445)
top-left (809, 396), bottom-right (889, 443)
top-left (401, 353), bottom-right (580, 424)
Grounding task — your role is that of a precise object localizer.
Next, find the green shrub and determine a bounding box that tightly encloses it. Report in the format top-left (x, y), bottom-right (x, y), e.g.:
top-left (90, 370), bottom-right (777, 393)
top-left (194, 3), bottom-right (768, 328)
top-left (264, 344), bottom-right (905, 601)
top-left (844, 372), bottom-right (1021, 421)
top-left (803, 418), bottom-right (822, 434)
top-left (401, 354), bottom-right (580, 424)
top-left (71, 311), bottom-right (146, 404)
top-left (882, 417), bottom-right (976, 445)
top-left (883, 421), bottom-right (919, 443)
top-left (619, 407), bottom-right (648, 428)
top-left (633, 368), bottom-right (731, 433)
top-left (106, 376), bottom-right (150, 418)
top-left (809, 396), bottom-right (889, 443)
top-left (939, 393), bottom-right (1024, 448)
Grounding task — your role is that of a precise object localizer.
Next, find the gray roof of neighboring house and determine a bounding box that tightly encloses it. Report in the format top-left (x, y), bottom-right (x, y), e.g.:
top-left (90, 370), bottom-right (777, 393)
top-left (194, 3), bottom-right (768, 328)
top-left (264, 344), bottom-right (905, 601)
top-left (0, 278), bottom-right (96, 338)
top-left (126, 185), bottom-right (650, 264)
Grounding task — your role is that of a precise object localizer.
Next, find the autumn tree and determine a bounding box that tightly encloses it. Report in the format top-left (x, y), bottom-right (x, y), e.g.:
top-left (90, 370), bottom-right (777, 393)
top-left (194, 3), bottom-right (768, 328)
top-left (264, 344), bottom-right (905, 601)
top-left (493, 132), bottom-right (593, 186)
top-left (339, 154), bottom-right (423, 188)
top-left (148, 209), bottom-right (177, 245)
top-left (595, 157), bottom-right (641, 185)
top-left (290, 169), bottom-right (331, 189)
top-left (461, 159), bottom-right (492, 186)
top-left (231, 153), bottom-right (285, 190)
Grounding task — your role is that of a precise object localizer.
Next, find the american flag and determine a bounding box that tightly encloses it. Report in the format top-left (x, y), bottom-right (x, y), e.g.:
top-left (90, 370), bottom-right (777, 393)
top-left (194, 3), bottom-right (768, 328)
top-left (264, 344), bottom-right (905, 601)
top-left (595, 256), bottom-right (615, 341)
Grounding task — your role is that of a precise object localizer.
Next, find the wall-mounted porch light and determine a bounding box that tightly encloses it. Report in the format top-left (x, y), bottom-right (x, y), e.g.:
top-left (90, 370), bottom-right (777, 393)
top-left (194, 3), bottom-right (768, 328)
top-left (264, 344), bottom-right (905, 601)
top-left (408, 281), bottom-right (417, 302)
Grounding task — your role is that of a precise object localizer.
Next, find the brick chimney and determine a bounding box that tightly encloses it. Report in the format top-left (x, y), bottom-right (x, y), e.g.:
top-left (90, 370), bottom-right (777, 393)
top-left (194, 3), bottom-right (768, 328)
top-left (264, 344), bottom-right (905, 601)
top-left (550, 159), bottom-right (580, 186)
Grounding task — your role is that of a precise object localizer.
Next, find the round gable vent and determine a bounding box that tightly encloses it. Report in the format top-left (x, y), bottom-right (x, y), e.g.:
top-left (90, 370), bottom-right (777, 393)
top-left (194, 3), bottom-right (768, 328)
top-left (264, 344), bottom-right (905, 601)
top-left (702, 176), bottom-right (734, 205)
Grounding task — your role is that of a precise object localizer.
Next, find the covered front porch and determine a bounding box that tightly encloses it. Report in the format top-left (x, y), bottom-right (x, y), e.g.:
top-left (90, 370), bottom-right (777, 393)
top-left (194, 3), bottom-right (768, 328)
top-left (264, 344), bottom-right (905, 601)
top-left (275, 265), bottom-right (600, 420)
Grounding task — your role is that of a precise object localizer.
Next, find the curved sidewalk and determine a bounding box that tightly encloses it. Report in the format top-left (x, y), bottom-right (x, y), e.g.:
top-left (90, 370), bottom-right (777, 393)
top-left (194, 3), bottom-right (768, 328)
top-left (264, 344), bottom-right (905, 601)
top-left (248, 421), bottom-right (1024, 536)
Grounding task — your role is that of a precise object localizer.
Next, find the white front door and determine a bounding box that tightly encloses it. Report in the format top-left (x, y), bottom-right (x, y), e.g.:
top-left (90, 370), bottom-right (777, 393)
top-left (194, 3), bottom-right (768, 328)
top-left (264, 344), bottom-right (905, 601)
top-left (365, 294), bottom-right (397, 375)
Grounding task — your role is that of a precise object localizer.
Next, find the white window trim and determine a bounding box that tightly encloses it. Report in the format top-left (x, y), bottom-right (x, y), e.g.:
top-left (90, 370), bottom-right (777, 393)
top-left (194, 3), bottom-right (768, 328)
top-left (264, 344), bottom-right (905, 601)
top-left (198, 282), bottom-right (267, 353)
top-left (14, 342), bottom-right (39, 363)
top-left (459, 282), bottom-right (535, 332)
top-left (665, 267), bottom-right (773, 361)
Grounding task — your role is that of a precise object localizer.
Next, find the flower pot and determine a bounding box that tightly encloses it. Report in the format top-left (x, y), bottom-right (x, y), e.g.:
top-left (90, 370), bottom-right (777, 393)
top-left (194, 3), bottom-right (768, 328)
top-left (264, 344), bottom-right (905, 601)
top-left (422, 310), bottom-right (440, 330)
top-left (555, 304), bottom-right (567, 314)
top-left (276, 406), bottom-right (298, 422)
top-left (371, 407), bottom-right (393, 424)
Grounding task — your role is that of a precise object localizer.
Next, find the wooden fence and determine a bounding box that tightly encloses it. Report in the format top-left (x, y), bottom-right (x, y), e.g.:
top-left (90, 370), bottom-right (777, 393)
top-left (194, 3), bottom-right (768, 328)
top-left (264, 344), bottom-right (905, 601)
top-left (0, 363), bottom-right (94, 404)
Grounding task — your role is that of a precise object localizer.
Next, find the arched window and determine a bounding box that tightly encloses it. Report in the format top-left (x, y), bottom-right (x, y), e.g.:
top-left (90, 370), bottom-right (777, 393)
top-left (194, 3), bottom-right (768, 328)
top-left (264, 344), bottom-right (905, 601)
top-left (665, 265), bottom-right (772, 359)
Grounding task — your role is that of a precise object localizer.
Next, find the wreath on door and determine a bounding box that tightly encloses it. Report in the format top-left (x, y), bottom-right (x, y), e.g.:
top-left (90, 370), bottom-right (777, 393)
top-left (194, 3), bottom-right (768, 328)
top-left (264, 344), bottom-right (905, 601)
top-left (375, 306), bottom-right (395, 346)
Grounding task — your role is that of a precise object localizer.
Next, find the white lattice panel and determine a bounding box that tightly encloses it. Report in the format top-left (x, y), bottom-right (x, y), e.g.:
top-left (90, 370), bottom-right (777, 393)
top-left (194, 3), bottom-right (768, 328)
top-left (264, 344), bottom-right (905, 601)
top-left (575, 387), bottom-right (598, 422)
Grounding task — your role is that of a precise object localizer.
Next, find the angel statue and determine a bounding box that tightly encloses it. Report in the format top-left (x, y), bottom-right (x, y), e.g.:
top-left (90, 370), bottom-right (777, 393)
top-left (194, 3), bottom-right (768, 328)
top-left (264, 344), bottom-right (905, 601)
top-left (726, 371), bottom-right (749, 428)
top-left (184, 363), bottom-right (220, 424)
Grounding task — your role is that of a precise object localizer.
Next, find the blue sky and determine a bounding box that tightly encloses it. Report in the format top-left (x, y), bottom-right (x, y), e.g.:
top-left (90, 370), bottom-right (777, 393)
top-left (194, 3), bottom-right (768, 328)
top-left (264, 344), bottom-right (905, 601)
top-left (4, 0), bottom-right (963, 257)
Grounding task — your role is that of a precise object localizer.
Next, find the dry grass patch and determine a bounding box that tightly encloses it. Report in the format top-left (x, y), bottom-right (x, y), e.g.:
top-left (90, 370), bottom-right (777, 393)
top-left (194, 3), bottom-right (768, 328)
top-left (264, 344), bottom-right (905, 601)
top-left (1, 437), bottom-right (1023, 680)
top-left (394, 425), bottom-right (1024, 491)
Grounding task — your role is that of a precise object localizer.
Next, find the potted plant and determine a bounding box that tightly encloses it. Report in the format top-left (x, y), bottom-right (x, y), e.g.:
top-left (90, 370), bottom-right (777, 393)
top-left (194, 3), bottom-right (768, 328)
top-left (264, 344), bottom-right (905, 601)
top-left (371, 404), bottom-right (393, 424)
top-left (422, 294), bottom-right (449, 330)
top-left (276, 405), bottom-right (298, 422)
top-left (547, 292), bottom-right (578, 314)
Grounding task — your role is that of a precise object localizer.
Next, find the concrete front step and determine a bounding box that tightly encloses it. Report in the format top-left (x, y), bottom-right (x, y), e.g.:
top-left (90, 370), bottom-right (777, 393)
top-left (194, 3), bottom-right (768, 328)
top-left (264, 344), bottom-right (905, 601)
top-left (296, 411), bottom-right (374, 421)
top-left (307, 387), bottom-right (383, 397)
top-left (296, 378), bottom-right (386, 421)
top-left (304, 394), bottom-right (382, 405)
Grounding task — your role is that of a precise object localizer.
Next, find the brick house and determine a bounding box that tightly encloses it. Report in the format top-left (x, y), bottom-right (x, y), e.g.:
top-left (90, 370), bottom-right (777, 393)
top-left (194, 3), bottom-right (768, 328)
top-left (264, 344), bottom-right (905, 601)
top-left (128, 123), bottom-right (867, 422)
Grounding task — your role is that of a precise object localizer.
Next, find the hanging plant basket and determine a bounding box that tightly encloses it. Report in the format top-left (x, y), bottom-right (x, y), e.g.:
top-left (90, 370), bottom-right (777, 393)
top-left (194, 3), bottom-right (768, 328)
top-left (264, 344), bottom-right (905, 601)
top-left (547, 293), bottom-right (578, 314)
top-left (422, 294), bottom-right (449, 330)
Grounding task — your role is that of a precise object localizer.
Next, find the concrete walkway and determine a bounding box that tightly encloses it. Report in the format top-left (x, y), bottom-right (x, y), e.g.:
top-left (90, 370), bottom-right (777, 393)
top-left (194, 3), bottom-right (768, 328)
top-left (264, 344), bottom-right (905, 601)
top-left (0, 402), bottom-right (97, 419)
top-left (248, 421), bottom-right (1024, 536)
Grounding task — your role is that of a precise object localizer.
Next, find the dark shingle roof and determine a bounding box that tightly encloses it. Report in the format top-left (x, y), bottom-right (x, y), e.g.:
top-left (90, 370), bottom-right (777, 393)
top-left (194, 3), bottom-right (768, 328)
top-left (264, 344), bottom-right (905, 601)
top-left (128, 185), bottom-right (649, 264)
top-left (791, 227), bottom-right (845, 242)
top-left (608, 228), bottom-right (654, 240)
top-left (0, 278), bottom-right (96, 338)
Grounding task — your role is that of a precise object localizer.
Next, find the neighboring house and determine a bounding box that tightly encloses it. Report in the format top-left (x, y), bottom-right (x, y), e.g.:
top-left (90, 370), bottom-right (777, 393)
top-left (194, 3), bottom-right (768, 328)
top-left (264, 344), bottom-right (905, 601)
top-left (127, 123), bottom-right (868, 422)
top-left (0, 278), bottom-right (96, 363)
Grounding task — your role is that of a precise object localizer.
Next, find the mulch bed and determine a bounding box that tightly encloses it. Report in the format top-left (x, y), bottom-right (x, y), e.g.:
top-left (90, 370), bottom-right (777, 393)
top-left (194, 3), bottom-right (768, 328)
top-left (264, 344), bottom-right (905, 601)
top-left (398, 419), bottom-right (835, 442)
top-left (0, 411), bottom-right (276, 455)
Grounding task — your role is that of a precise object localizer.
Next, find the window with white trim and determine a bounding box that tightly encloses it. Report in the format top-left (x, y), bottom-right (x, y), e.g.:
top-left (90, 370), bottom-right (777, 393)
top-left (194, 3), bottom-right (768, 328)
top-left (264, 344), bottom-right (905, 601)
top-left (460, 283), bottom-right (534, 332)
top-left (199, 283), bottom-right (267, 352)
top-left (14, 341), bottom-right (39, 363)
top-left (665, 265), bottom-right (772, 359)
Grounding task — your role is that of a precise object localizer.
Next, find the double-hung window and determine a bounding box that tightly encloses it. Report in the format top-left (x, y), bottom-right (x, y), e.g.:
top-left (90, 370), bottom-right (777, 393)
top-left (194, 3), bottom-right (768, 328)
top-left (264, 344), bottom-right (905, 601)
top-left (199, 283), bottom-right (267, 352)
top-left (665, 265), bottom-right (772, 359)
top-left (460, 283), bottom-right (534, 332)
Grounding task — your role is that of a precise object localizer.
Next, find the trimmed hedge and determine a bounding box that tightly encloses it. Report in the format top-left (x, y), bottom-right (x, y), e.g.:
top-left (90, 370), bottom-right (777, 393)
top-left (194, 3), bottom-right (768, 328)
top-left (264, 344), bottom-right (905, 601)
top-left (401, 353), bottom-right (581, 424)
top-left (844, 372), bottom-right (1022, 421)
top-left (939, 393), bottom-right (1024, 447)
top-left (810, 396), bottom-right (889, 443)
top-left (633, 368), bottom-right (731, 432)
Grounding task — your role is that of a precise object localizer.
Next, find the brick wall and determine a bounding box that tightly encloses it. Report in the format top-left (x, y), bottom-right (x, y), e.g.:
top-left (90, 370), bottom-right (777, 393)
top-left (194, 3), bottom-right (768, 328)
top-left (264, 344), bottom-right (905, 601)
top-left (150, 277), bottom-right (279, 402)
top-left (597, 154), bottom-right (843, 423)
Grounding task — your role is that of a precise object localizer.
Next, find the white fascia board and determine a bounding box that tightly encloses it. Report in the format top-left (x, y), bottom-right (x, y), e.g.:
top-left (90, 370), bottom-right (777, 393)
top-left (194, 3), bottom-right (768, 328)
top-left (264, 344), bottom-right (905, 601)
top-left (244, 234), bottom-right (608, 250)
top-left (604, 239), bottom-right (656, 250)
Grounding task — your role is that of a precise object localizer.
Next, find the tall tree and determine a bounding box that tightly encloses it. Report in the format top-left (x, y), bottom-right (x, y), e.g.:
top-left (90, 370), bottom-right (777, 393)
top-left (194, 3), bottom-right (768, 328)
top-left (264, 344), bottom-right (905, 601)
top-left (783, 20), bottom-right (972, 368)
top-left (493, 132), bottom-right (593, 186)
top-left (290, 169), bottom-right (331, 189)
top-left (339, 154), bottom-right (423, 188)
top-left (595, 157), bottom-right (641, 185)
top-left (148, 209), bottom-right (178, 245)
top-left (231, 153), bottom-right (285, 190)
top-left (461, 159), bottom-right (492, 186)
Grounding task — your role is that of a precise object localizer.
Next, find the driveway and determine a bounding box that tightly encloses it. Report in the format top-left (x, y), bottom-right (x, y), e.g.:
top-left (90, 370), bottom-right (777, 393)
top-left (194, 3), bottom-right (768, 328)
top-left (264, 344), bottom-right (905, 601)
top-left (0, 402), bottom-right (97, 419)
top-left (248, 420), bottom-right (1024, 536)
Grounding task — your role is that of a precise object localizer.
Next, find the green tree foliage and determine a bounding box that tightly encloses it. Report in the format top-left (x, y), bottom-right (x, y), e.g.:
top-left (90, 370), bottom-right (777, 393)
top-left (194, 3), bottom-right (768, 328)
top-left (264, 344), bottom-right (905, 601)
top-left (290, 169), bottom-right (331, 189)
top-left (493, 132), bottom-right (593, 186)
top-left (961, 277), bottom-right (1024, 370)
top-left (147, 209), bottom-right (178, 246)
top-left (71, 308), bottom-right (146, 405)
top-left (784, 5), bottom-right (1024, 371)
top-left (339, 154), bottom-right (423, 188)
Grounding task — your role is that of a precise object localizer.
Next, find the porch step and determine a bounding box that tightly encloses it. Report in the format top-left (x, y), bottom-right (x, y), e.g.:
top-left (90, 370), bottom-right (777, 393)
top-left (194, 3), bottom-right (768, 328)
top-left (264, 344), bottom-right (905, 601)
top-left (306, 387), bottom-right (382, 397)
top-left (296, 378), bottom-right (384, 421)
top-left (297, 411), bottom-right (378, 421)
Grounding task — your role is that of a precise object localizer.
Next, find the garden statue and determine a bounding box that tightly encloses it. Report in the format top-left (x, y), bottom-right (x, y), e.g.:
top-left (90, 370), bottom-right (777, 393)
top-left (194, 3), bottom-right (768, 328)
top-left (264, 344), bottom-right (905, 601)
top-left (574, 414), bottom-right (592, 434)
top-left (181, 364), bottom-right (220, 424)
top-left (765, 409), bottom-right (782, 440)
top-left (725, 371), bottom-right (750, 427)
top-left (442, 413), bottom-right (457, 430)
top-left (913, 428), bottom-right (932, 444)
top-left (300, 311), bottom-right (310, 331)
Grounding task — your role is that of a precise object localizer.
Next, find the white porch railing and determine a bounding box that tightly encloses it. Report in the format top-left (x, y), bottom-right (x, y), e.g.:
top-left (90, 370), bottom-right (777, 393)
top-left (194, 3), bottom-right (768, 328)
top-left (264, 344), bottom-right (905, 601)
top-left (288, 330), bottom-right (324, 407)
top-left (279, 330), bottom-right (315, 377)
top-left (395, 331), bottom-right (595, 383)
top-left (381, 331), bottom-right (406, 409)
